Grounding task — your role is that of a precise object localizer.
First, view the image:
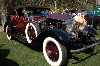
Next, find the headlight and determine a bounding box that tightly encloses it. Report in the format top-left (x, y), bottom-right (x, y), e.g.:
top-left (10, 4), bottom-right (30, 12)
top-left (79, 25), bottom-right (88, 35)
top-left (83, 29), bottom-right (88, 35)
top-left (70, 32), bottom-right (76, 38)
top-left (70, 27), bottom-right (76, 38)
top-left (83, 25), bottom-right (88, 35)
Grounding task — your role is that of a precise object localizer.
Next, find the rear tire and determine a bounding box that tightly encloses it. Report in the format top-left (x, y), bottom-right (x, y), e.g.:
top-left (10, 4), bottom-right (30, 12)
top-left (43, 37), bottom-right (67, 66)
top-left (6, 25), bottom-right (12, 40)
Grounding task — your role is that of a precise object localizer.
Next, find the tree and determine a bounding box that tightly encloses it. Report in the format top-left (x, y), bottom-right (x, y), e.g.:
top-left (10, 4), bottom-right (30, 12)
top-left (97, 0), bottom-right (100, 5)
top-left (0, 0), bottom-right (97, 25)
top-left (0, 0), bottom-right (7, 26)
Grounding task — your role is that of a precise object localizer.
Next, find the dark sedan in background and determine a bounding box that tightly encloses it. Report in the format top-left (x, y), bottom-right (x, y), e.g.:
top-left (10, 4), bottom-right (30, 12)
top-left (69, 9), bottom-right (100, 30)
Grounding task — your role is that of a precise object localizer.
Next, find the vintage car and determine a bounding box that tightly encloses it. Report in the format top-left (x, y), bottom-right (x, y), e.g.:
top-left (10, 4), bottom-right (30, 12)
top-left (4, 5), bottom-right (100, 66)
top-left (69, 9), bottom-right (100, 30)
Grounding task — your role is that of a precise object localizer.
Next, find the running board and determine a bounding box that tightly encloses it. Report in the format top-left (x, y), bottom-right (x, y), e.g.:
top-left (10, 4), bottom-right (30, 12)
top-left (11, 34), bottom-right (28, 43)
top-left (70, 42), bottom-right (100, 53)
top-left (11, 34), bottom-right (40, 46)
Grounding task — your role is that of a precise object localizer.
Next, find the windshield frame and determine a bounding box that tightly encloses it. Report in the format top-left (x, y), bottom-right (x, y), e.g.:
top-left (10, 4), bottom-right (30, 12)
top-left (81, 9), bottom-right (93, 16)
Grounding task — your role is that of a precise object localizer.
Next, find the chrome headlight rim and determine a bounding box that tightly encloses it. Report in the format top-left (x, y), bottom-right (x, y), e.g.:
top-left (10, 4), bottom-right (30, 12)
top-left (70, 31), bottom-right (76, 38)
top-left (83, 29), bottom-right (88, 35)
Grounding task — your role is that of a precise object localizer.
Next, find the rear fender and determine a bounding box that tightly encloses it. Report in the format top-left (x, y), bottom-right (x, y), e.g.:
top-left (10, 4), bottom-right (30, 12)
top-left (4, 22), bottom-right (13, 33)
top-left (4, 22), bottom-right (8, 32)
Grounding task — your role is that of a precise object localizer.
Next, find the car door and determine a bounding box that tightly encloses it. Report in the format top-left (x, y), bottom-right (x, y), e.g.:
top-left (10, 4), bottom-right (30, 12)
top-left (11, 15), bottom-right (20, 30)
top-left (19, 16), bottom-right (29, 32)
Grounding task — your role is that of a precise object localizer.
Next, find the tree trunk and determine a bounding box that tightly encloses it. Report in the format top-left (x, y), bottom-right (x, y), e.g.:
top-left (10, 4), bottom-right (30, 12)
top-left (0, 0), bottom-right (7, 26)
top-left (55, 0), bottom-right (57, 9)
top-left (97, 0), bottom-right (100, 5)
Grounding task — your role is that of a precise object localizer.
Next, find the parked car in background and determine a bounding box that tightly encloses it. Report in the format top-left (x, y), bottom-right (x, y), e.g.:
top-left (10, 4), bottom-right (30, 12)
top-left (4, 5), bottom-right (100, 66)
top-left (69, 9), bottom-right (100, 30)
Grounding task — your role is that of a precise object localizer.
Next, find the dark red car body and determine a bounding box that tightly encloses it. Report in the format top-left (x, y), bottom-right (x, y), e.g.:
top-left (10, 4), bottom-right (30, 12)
top-left (10, 15), bottom-right (43, 32)
top-left (9, 5), bottom-right (71, 33)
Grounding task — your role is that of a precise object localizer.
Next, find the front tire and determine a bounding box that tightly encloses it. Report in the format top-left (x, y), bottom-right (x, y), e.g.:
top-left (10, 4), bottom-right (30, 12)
top-left (43, 37), bottom-right (67, 66)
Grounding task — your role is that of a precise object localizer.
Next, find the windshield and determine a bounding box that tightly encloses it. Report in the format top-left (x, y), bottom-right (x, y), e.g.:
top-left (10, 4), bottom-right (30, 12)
top-left (22, 7), bottom-right (50, 14)
top-left (81, 10), bottom-right (93, 16)
top-left (22, 8), bottom-right (50, 17)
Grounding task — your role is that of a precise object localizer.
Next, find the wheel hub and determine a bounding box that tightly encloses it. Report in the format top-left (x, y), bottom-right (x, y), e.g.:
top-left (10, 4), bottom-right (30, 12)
top-left (47, 50), bottom-right (51, 55)
top-left (46, 41), bottom-right (59, 62)
top-left (28, 26), bottom-right (36, 41)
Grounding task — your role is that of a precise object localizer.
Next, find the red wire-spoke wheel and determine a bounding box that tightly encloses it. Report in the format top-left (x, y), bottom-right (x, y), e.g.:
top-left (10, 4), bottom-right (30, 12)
top-left (28, 26), bottom-right (36, 42)
top-left (25, 23), bottom-right (37, 43)
top-left (43, 37), bottom-right (67, 66)
top-left (46, 41), bottom-right (59, 62)
top-left (6, 26), bottom-right (12, 40)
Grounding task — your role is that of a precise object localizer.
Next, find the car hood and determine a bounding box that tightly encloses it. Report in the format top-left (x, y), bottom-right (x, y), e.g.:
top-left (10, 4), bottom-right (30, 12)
top-left (47, 13), bottom-right (72, 21)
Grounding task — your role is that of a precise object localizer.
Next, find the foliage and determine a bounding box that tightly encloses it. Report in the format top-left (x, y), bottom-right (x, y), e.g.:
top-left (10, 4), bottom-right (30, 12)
top-left (51, 7), bottom-right (64, 13)
top-left (0, 0), bottom-right (97, 24)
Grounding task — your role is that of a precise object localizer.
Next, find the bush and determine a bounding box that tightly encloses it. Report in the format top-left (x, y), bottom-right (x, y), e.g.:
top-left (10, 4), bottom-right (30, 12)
top-left (51, 7), bottom-right (65, 13)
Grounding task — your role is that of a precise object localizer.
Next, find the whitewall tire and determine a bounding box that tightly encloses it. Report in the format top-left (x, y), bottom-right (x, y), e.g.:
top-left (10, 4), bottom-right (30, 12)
top-left (6, 25), bottom-right (12, 40)
top-left (43, 37), bottom-right (67, 66)
top-left (25, 23), bottom-right (37, 43)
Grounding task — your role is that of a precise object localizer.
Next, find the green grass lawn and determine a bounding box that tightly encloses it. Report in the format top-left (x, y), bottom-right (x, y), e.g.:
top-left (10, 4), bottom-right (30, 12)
top-left (0, 31), bottom-right (100, 66)
top-left (0, 32), bottom-right (50, 66)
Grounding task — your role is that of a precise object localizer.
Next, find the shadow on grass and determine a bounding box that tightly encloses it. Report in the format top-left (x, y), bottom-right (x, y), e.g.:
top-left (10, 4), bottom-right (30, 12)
top-left (0, 49), bottom-right (19, 66)
top-left (72, 50), bottom-right (99, 64)
top-left (63, 50), bottom-right (99, 66)
top-left (13, 38), bottom-right (43, 52)
top-left (63, 40), bottom-right (100, 65)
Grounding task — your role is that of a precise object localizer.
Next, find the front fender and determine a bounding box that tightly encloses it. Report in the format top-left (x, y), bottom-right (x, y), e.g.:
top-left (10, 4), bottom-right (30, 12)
top-left (31, 29), bottom-right (69, 46)
top-left (88, 26), bottom-right (98, 35)
top-left (50, 29), bottom-right (69, 41)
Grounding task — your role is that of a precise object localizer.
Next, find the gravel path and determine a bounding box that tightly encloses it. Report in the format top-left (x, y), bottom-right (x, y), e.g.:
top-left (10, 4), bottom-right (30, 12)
top-left (0, 27), bottom-right (4, 32)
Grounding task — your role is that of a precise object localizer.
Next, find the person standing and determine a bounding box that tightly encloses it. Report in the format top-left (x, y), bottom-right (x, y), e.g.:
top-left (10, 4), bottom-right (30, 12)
top-left (77, 12), bottom-right (87, 26)
top-left (41, 9), bottom-right (47, 17)
top-left (63, 7), bottom-right (71, 14)
top-left (72, 8), bottom-right (80, 21)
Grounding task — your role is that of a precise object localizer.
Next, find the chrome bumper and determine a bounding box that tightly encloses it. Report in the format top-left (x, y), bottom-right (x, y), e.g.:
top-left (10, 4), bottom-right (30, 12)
top-left (70, 42), bottom-right (100, 53)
